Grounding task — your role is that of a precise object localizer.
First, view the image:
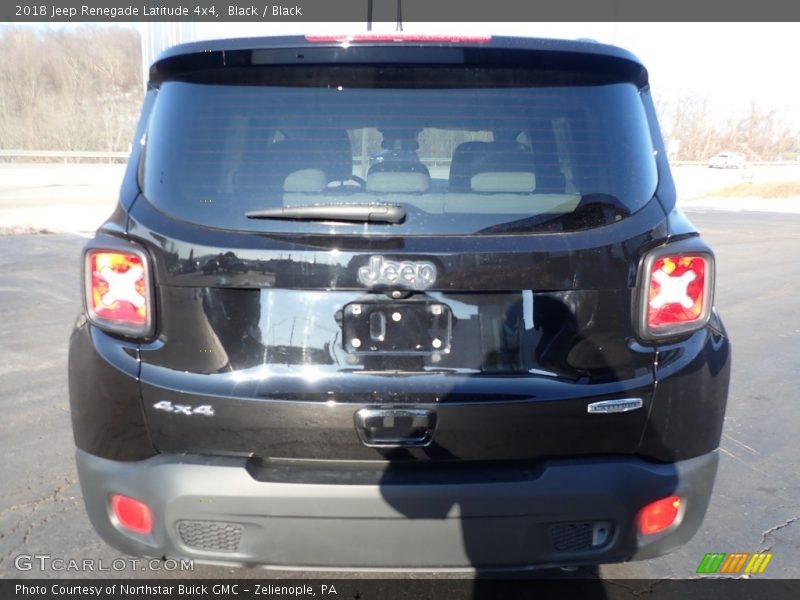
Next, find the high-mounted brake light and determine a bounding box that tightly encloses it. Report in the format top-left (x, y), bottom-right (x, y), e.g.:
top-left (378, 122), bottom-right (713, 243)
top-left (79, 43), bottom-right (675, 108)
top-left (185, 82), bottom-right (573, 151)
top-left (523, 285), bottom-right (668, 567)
top-left (84, 247), bottom-right (152, 336)
top-left (638, 249), bottom-right (714, 340)
top-left (305, 34), bottom-right (492, 44)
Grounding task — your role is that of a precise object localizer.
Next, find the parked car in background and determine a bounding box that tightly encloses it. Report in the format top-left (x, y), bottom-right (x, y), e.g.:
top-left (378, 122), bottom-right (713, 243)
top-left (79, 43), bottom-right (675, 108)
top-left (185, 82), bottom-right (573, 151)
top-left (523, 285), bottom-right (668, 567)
top-left (709, 152), bottom-right (746, 169)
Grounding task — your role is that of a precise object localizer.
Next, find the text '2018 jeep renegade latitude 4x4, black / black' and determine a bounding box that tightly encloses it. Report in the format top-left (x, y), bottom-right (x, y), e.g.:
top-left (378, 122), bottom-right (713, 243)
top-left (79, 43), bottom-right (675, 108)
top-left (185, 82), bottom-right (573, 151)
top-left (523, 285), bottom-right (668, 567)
top-left (68, 34), bottom-right (730, 571)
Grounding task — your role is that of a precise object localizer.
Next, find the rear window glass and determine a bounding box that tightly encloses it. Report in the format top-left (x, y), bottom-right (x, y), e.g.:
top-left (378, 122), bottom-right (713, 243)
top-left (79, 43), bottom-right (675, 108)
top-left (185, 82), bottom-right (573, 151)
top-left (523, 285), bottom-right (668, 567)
top-left (141, 65), bottom-right (657, 235)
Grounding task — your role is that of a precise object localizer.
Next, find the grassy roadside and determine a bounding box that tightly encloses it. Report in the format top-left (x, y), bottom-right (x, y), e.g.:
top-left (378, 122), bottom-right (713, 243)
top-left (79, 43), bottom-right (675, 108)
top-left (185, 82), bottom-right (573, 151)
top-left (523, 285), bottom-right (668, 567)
top-left (0, 225), bottom-right (58, 235)
top-left (707, 181), bottom-right (800, 198)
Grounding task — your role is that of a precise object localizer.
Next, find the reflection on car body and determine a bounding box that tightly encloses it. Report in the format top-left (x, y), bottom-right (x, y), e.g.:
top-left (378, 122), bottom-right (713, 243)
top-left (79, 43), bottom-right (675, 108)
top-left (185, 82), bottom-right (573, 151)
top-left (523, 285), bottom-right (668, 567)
top-left (68, 34), bottom-right (730, 571)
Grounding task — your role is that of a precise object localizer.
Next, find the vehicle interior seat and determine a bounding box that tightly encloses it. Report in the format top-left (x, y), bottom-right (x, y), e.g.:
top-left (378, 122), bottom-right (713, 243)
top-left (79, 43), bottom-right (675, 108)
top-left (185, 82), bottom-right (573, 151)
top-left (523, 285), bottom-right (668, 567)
top-left (368, 134), bottom-right (430, 179)
top-left (234, 138), bottom-right (323, 195)
top-left (448, 141), bottom-right (492, 192)
top-left (449, 141), bottom-right (532, 191)
top-left (449, 141), bottom-right (537, 193)
top-left (315, 127), bottom-right (355, 185)
top-left (449, 138), bottom-right (567, 194)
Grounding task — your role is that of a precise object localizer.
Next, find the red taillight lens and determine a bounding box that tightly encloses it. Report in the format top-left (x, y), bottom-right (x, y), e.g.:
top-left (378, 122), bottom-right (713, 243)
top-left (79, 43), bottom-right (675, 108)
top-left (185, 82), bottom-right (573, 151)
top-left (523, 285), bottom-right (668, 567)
top-left (639, 250), bottom-right (714, 339)
top-left (110, 494), bottom-right (152, 535)
top-left (84, 248), bottom-right (151, 336)
top-left (637, 495), bottom-right (682, 535)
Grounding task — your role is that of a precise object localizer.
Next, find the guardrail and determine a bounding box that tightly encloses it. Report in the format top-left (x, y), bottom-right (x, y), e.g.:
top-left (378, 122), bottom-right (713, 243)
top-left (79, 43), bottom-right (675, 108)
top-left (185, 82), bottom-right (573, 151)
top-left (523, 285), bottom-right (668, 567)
top-left (669, 160), bottom-right (800, 166)
top-left (0, 150), bottom-right (129, 161)
top-left (1, 150), bottom-right (798, 167)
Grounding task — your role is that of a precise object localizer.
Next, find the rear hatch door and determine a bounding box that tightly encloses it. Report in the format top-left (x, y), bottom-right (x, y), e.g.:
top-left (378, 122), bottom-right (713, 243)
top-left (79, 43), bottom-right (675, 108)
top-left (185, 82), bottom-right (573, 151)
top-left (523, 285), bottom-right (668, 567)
top-left (131, 39), bottom-right (666, 462)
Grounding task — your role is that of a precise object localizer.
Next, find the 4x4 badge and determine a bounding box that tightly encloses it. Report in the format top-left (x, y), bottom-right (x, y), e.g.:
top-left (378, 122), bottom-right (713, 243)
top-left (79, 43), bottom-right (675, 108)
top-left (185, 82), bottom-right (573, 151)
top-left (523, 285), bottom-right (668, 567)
top-left (358, 255), bottom-right (437, 290)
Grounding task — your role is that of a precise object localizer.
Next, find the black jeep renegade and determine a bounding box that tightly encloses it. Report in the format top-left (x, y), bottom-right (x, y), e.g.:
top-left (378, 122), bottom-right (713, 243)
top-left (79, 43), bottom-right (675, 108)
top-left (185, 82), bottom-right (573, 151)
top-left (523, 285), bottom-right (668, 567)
top-left (68, 34), bottom-right (731, 570)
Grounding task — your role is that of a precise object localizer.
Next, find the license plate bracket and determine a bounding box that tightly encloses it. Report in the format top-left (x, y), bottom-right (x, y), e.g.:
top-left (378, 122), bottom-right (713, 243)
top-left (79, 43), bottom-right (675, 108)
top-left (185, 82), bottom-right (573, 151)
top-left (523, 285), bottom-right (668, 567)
top-left (342, 301), bottom-right (452, 355)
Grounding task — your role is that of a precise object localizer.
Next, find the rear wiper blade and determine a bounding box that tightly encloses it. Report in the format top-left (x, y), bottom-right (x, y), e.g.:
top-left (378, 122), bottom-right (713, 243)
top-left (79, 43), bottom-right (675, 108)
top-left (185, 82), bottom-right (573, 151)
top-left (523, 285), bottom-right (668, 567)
top-left (246, 204), bottom-right (405, 224)
top-left (477, 193), bottom-right (630, 234)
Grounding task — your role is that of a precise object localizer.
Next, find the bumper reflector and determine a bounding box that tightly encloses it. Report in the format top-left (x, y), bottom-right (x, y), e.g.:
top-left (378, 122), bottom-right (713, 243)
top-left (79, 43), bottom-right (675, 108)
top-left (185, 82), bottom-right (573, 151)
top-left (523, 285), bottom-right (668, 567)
top-left (637, 495), bottom-right (681, 535)
top-left (111, 494), bottom-right (152, 535)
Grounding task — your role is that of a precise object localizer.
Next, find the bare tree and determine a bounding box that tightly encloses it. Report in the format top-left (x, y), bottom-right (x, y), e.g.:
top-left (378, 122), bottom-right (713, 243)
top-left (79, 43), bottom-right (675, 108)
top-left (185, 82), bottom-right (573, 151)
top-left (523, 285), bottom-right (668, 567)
top-left (0, 25), bottom-right (142, 157)
top-left (658, 94), bottom-right (799, 162)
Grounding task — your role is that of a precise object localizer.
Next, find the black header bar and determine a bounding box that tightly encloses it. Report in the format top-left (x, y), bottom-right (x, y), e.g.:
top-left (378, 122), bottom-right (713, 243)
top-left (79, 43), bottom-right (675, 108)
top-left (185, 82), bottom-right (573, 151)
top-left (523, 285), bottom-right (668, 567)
top-left (4, 0), bottom-right (800, 22)
top-left (4, 579), bottom-right (800, 600)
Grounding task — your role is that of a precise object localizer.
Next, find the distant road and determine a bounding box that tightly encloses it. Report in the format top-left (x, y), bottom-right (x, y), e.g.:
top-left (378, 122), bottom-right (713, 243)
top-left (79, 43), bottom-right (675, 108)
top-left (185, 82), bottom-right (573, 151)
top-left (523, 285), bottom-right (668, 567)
top-left (2, 211), bottom-right (799, 579)
top-left (1, 163), bottom-right (800, 234)
top-left (0, 164), bottom-right (125, 234)
top-left (673, 164), bottom-right (800, 199)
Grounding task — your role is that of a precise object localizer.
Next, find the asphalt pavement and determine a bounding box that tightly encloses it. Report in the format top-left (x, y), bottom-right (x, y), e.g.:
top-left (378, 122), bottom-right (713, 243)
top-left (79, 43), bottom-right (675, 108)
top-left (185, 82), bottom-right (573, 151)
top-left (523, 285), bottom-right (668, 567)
top-left (0, 210), bottom-right (798, 581)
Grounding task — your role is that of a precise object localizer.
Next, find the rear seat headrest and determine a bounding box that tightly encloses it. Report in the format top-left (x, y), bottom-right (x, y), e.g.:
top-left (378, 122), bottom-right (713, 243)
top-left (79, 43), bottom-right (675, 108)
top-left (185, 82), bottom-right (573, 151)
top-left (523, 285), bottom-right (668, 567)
top-left (470, 172), bottom-right (536, 193)
top-left (317, 128), bottom-right (354, 182)
top-left (449, 141), bottom-right (536, 192)
top-left (283, 169), bottom-right (327, 193)
top-left (366, 171), bottom-right (430, 193)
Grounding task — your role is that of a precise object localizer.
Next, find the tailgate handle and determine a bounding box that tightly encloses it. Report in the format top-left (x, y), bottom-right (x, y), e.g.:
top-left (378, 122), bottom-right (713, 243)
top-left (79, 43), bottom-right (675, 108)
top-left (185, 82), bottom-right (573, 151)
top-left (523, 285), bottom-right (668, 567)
top-left (354, 408), bottom-right (437, 448)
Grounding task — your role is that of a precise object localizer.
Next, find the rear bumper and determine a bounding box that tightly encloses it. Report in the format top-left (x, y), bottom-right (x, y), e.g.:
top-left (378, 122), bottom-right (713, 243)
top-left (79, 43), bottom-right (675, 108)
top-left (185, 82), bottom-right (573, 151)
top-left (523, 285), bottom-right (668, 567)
top-left (76, 447), bottom-right (718, 570)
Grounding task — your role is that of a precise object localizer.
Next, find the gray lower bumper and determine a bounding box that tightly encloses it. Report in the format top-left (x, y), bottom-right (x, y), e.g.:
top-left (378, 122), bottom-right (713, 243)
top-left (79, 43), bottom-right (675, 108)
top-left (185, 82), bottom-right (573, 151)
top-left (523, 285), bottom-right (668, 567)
top-left (76, 448), bottom-right (718, 570)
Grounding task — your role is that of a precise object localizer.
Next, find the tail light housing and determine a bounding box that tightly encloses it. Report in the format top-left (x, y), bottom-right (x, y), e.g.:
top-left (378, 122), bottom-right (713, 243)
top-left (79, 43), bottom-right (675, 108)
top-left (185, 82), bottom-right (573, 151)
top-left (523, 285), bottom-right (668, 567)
top-left (637, 244), bottom-right (715, 340)
top-left (83, 244), bottom-right (153, 337)
top-left (110, 494), bottom-right (153, 535)
top-left (637, 495), bottom-right (682, 535)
